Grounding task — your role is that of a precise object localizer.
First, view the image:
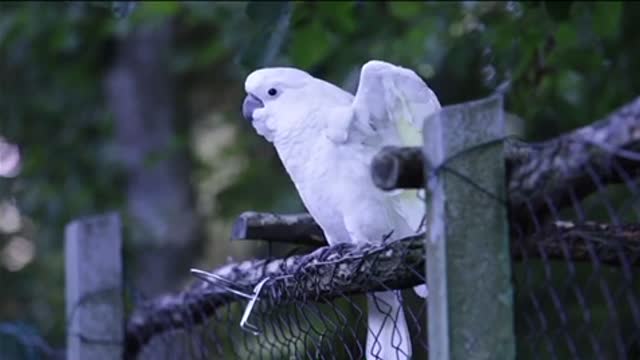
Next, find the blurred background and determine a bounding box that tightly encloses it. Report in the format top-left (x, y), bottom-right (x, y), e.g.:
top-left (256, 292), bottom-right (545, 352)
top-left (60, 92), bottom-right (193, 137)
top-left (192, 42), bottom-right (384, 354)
top-left (1, 1), bottom-right (639, 358)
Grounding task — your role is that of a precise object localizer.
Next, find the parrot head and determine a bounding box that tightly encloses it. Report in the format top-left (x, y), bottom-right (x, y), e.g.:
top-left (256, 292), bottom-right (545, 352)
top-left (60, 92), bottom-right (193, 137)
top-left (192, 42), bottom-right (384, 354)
top-left (242, 67), bottom-right (351, 142)
top-left (242, 67), bottom-right (314, 142)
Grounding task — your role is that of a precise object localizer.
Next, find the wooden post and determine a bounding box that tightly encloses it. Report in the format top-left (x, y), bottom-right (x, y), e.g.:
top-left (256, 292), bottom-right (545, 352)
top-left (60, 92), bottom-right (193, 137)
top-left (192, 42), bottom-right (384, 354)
top-left (65, 213), bottom-right (124, 360)
top-left (423, 96), bottom-right (515, 359)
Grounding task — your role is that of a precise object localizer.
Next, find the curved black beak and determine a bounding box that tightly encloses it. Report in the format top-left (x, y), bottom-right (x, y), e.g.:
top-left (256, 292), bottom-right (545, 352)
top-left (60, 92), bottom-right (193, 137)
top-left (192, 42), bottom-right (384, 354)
top-left (242, 94), bottom-right (264, 122)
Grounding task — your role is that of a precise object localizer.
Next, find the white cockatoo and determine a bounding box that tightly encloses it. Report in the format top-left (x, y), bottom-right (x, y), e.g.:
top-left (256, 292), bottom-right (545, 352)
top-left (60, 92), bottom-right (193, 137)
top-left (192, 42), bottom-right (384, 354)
top-left (242, 60), bottom-right (441, 360)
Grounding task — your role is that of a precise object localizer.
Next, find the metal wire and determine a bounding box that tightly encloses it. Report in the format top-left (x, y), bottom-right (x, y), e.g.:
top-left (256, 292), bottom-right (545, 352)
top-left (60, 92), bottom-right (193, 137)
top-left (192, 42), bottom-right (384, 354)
top-left (35, 134), bottom-right (638, 360)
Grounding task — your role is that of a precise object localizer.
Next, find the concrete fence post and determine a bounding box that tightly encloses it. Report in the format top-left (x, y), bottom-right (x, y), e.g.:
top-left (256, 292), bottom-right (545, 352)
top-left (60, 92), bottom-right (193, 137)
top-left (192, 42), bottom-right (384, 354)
top-left (65, 213), bottom-right (124, 360)
top-left (423, 95), bottom-right (516, 359)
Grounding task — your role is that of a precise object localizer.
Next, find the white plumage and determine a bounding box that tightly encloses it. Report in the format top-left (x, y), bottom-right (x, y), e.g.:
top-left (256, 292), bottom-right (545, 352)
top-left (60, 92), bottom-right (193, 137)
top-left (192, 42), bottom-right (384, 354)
top-left (242, 60), bottom-right (441, 360)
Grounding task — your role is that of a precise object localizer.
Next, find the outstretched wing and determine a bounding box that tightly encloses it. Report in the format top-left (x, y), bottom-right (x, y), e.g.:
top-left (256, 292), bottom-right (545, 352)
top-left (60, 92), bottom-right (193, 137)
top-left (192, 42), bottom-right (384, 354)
top-left (351, 60), bottom-right (441, 147)
top-left (338, 60), bottom-right (441, 237)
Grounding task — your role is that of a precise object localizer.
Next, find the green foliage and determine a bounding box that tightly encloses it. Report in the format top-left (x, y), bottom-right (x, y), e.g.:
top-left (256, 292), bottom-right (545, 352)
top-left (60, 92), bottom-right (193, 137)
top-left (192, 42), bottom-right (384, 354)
top-left (1, 0), bottom-right (639, 357)
top-left (0, 322), bottom-right (51, 360)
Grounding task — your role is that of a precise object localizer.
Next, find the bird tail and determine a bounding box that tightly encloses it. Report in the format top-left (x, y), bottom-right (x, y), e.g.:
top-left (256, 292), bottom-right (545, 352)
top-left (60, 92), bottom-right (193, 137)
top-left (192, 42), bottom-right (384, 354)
top-left (366, 290), bottom-right (412, 360)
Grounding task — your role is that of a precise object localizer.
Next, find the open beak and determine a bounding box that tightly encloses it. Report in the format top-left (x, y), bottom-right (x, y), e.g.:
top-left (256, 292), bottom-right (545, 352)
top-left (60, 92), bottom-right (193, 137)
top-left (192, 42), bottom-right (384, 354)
top-left (242, 94), bottom-right (264, 122)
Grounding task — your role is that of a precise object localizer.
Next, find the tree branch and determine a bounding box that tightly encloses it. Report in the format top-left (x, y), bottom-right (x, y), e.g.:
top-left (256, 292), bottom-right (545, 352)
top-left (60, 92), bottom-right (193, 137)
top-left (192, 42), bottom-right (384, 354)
top-left (507, 97), bottom-right (640, 228)
top-left (125, 222), bottom-right (639, 358)
top-left (125, 234), bottom-right (424, 359)
top-left (512, 221), bottom-right (640, 266)
top-left (231, 211), bottom-right (325, 247)
top-left (371, 96), bottom-right (640, 229)
top-left (371, 146), bottom-right (425, 190)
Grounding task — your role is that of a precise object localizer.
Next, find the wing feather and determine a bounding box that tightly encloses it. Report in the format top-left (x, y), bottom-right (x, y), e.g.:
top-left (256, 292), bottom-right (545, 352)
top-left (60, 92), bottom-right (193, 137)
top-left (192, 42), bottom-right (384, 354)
top-left (352, 60), bottom-right (441, 147)
top-left (322, 60), bottom-right (441, 234)
top-left (352, 60), bottom-right (441, 235)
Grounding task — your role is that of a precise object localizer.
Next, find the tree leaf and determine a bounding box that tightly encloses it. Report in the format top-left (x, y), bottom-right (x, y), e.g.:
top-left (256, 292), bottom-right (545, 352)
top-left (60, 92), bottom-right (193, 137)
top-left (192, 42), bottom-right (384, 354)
top-left (289, 21), bottom-right (333, 69)
top-left (543, 1), bottom-right (574, 22)
top-left (388, 2), bottom-right (423, 21)
top-left (592, 1), bottom-right (622, 39)
top-left (245, 1), bottom-right (290, 29)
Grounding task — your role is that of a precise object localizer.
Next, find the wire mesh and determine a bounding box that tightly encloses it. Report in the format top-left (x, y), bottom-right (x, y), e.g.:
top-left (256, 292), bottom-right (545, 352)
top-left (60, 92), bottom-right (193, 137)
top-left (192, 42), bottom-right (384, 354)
top-left (511, 156), bottom-right (640, 359)
top-left (125, 234), bottom-right (428, 360)
top-left (16, 98), bottom-right (626, 360)
top-left (121, 110), bottom-right (640, 360)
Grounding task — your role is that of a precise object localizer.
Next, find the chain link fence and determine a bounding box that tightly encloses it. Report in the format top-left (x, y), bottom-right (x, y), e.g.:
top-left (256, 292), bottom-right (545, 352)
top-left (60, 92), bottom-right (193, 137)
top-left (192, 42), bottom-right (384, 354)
top-left (7, 96), bottom-right (637, 359)
top-left (117, 96), bottom-right (640, 359)
top-left (128, 233), bottom-right (428, 360)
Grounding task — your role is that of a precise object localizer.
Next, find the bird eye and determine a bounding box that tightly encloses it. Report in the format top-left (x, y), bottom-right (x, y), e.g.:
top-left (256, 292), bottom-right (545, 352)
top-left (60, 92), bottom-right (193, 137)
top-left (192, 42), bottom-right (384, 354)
top-left (267, 88), bottom-right (278, 96)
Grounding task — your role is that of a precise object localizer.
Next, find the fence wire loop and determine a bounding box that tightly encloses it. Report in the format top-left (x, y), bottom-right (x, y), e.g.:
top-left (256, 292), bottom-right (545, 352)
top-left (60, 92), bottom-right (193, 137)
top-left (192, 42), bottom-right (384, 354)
top-left (239, 277), bottom-right (271, 336)
top-left (190, 268), bottom-right (254, 300)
